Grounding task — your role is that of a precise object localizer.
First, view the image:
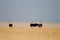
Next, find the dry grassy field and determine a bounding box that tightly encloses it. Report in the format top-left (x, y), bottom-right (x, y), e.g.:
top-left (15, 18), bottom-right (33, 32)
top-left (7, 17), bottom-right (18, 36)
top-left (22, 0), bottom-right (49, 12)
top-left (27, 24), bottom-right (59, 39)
top-left (0, 22), bottom-right (60, 40)
top-left (0, 27), bottom-right (60, 40)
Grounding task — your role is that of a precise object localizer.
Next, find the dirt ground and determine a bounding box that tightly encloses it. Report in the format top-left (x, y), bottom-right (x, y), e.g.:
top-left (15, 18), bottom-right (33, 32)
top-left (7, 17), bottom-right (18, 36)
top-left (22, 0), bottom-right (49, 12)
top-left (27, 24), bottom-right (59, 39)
top-left (0, 27), bottom-right (60, 40)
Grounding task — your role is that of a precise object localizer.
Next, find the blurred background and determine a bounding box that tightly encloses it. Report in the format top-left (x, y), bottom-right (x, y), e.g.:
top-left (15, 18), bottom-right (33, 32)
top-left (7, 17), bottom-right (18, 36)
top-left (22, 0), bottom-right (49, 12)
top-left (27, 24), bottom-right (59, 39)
top-left (0, 0), bottom-right (60, 22)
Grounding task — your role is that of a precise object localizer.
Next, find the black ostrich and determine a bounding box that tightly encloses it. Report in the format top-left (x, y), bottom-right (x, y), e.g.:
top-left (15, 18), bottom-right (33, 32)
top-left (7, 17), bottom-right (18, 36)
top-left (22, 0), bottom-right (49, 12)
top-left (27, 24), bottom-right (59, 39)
top-left (30, 23), bottom-right (42, 28)
top-left (9, 23), bottom-right (13, 27)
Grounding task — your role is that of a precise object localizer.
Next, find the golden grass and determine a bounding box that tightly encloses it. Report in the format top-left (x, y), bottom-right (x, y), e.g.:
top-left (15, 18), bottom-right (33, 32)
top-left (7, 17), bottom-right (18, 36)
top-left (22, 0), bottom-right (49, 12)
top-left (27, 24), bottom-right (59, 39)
top-left (0, 27), bottom-right (60, 40)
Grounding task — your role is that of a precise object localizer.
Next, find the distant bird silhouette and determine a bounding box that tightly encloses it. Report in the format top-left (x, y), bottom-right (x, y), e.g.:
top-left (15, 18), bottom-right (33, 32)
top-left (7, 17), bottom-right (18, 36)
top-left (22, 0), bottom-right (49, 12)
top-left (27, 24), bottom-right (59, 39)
top-left (9, 23), bottom-right (13, 27)
top-left (30, 23), bottom-right (42, 28)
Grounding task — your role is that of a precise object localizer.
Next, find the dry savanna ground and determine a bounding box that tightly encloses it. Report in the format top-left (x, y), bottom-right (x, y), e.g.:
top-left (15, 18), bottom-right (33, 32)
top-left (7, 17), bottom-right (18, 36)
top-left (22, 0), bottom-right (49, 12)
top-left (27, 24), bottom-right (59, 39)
top-left (0, 22), bottom-right (60, 40)
top-left (0, 27), bottom-right (60, 40)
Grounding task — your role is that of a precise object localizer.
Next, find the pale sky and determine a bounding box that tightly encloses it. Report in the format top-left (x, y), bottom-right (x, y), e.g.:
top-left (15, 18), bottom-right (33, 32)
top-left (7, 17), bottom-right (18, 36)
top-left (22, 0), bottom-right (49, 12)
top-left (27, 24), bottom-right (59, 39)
top-left (0, 0), bottom-right (60, 22)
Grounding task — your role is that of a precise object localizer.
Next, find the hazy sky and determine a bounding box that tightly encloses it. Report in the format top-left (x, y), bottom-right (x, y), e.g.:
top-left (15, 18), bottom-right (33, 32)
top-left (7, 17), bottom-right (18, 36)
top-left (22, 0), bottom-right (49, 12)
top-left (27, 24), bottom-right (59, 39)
top-left (0, 0), bottom-right (60, 22)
